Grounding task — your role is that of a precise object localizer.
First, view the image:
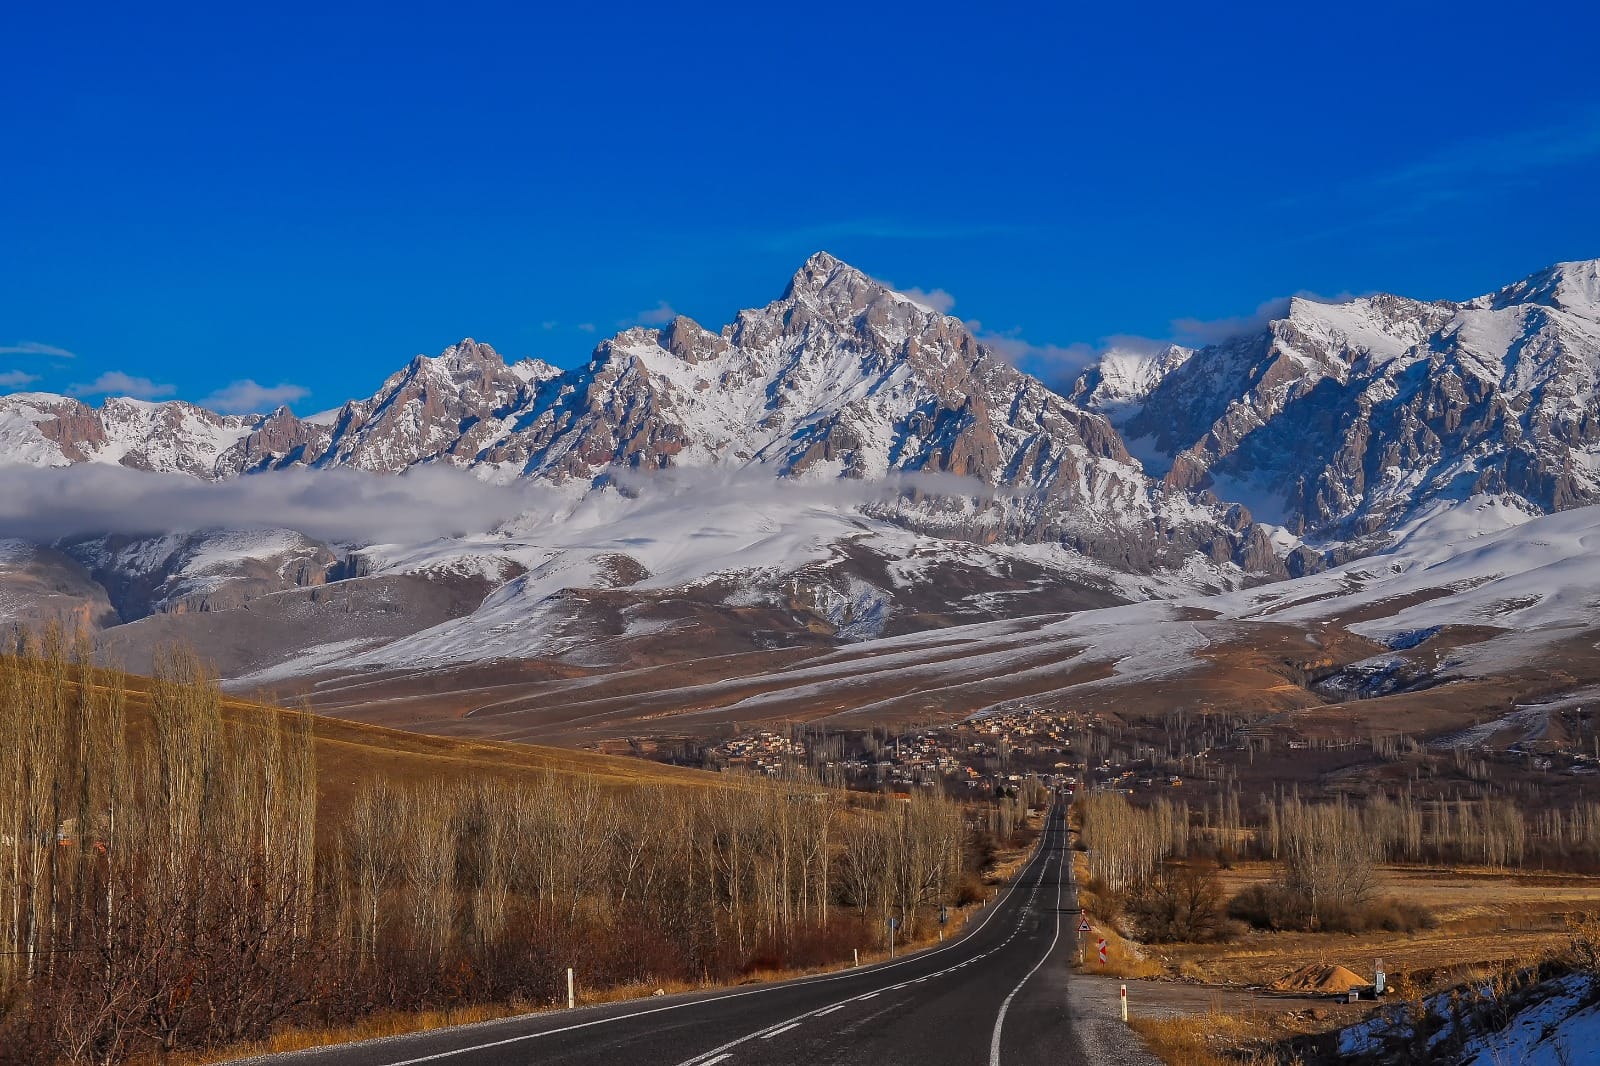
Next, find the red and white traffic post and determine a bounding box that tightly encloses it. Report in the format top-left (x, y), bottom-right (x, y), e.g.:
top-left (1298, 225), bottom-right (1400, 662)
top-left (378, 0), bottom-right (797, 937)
top-left (1096, 937), bottom-right (1107, 965)
top-left (1119, 982), bottom-right (1127, 1022)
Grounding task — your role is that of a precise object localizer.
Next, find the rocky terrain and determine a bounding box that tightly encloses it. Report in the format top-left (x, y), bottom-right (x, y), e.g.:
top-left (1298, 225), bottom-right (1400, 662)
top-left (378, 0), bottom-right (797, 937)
top-left (1079, 259), bottom-right (1600, 560)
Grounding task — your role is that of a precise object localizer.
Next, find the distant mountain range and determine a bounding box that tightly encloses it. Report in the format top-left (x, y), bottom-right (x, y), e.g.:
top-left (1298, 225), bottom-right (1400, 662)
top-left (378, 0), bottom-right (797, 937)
top-left (2, 253), bottom-right (1598, 695)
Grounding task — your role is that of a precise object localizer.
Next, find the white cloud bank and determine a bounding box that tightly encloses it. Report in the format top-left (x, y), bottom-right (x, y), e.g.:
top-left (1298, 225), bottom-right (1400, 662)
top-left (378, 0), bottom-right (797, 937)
top-left (0, 466), bottom-right (565, 544)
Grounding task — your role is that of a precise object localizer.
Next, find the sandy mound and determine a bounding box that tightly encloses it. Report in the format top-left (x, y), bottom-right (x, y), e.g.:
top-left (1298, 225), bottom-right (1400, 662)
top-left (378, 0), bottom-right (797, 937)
top-left (1271, 963), bottom-right (1368, 993)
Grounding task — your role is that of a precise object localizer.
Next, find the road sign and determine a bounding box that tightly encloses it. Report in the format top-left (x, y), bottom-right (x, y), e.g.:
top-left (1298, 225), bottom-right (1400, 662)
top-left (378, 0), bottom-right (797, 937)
top-left (1079, 919), bottom-right (1091, 932)
top-left (1097, 938), bottom-right (1108, 964)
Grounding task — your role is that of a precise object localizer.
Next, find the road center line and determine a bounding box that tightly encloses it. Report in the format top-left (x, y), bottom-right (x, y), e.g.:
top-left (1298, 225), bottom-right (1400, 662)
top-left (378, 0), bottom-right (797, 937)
top-left (762, 1023), bottom-right (801, 1039)
top-left (987, 815), bottom-right (1066, 1066)
top-left (671, 813), bottom-right (1063, 1066)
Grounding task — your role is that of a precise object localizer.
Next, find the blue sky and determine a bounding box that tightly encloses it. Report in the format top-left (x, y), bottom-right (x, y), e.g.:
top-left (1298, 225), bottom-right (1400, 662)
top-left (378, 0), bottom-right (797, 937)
top-left (5, 1), bottom-right (1600, 411)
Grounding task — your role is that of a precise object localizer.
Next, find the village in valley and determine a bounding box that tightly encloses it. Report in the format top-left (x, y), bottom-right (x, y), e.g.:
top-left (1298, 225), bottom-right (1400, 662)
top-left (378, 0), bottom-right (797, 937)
top-left (612, 707), bottom-right (1199, 799)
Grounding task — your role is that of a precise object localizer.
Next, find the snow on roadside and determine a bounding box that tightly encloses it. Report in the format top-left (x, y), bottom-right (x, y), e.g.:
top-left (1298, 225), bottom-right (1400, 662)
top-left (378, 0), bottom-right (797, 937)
top-left (1337, 972), bottom-right (1600, 1065)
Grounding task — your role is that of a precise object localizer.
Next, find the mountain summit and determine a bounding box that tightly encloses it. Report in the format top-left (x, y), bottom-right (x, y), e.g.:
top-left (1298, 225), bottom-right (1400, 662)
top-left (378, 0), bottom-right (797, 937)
top-left (1073, 258), bottom-right (1600, 555)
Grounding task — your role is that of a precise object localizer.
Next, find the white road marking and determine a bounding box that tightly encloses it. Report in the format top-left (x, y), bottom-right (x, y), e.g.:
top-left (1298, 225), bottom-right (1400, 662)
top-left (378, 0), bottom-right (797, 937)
top-left (762, 1023), bottom-right (801, 1039)
top-left (815, 1003), bottom-right (847, 1016)
top-left (988, 824), bottom-right (1066, 1066)
top-left (702, 1057), bottom-right (732, 1065)
top-left (672, 812), bottom-right (1064, 1066)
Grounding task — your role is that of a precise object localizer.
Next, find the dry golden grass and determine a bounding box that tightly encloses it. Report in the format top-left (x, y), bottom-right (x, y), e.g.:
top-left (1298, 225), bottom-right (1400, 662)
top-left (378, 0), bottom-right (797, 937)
top-left (46, 659), bottom-right (750, 834)
top-left (1130, 1009), bottom-right (1295, 1066)
top-left (1069, 851), bottom-right (1166, 980)
top-left (133, 1005), bottom-right (524, 1065)
top-left (1156, 860), bottom-right (1600, 992)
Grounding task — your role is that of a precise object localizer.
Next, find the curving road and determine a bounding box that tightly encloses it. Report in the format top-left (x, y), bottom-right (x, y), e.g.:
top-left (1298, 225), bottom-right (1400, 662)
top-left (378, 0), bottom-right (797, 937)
top-left (244, 807), bottom-right (1155, 1066)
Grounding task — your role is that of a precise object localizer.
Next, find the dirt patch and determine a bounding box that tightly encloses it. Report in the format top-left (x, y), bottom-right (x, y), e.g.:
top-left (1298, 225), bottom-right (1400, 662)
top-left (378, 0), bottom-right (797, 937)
top-left (1270, 963), bottom-right (1367, 994)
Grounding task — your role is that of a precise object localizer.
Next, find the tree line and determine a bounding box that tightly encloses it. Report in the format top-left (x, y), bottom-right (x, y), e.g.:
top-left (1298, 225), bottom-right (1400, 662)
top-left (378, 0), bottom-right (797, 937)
top-left (0, 638), bottom-right (994, 1065)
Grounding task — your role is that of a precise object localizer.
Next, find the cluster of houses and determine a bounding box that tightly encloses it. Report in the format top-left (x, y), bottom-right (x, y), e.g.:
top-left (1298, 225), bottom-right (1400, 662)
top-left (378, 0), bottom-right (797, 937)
top-left (703, 710), bottom-right (1133, 796)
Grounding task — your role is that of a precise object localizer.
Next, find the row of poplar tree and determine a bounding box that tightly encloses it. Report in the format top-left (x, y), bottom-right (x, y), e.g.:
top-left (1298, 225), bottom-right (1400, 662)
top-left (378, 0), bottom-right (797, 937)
top-left (0, 638), bottom-right (986, 1065)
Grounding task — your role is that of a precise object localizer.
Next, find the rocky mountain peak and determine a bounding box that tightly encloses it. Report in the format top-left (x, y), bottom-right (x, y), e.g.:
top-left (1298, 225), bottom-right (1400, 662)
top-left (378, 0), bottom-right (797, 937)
top-left (1477, 259), bottom-right (1600, 319)
top-left (781, 250), bottom-right (887, 310)
top-left (659, 315), bottom-right (729, 363)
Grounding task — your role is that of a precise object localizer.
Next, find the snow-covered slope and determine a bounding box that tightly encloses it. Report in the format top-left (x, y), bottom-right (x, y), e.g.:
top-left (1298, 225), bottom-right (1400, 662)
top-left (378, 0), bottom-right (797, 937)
top-left (1068, 343), bottom-right (1194, 417)
top-left (62, 529), bottom-right (339, 619)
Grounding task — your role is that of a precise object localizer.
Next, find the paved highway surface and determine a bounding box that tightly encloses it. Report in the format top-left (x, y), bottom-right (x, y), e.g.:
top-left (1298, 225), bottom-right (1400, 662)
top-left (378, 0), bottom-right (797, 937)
top-left (247, 806), bottom-right (1153, 1066)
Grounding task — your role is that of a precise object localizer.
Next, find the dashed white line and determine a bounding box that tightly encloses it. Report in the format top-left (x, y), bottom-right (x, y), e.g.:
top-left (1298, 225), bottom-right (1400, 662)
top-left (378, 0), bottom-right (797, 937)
top-left (672, 812), bottom-right (1064, 1066)
top-left (762, 1023), bottom-right (801, 1039)
top-left (988, 828), bottom-right (1066, 1066)
top-left (815, 1003), bottom-right (847, 1016)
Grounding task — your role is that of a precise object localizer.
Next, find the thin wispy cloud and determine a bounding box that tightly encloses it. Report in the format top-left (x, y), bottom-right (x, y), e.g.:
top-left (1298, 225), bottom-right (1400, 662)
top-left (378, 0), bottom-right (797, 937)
top-left (1170, 298), bottom-right (1292, 346)
top-left (202, 379), bottom-right (310, 414)
top-left (68, 371), bottom-right (177, 401)
top-left (577, 322), bottom-right (597, 333)
top-left (1271, 109), bottom-right (1600, 231)
top-left (899, 287), bottom-right (955, 313)
top-left (1171, 289), bottom-right (1365, 346)
top-left (631, 300), bottom-right (678, 327)
top-left (875, 280), bottom-right (956, 314)
top-left (997, 286), bottom-right (1375, 386)
top-left (0, 340), bottom-right (76, 358)
top-left (0, 370), bottom-right (40, 389)
top-left (966, 319), bottom-right (1098, 385)
top-left (1366, 111), bottom-right (1600, 194)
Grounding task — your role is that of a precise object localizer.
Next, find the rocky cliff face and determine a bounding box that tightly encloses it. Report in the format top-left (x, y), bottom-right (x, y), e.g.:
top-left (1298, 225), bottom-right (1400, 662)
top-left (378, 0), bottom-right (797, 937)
top-left (0, 395), bottom-right (263, 477)
top-left (1076, 259), bottom-right (1600, 557)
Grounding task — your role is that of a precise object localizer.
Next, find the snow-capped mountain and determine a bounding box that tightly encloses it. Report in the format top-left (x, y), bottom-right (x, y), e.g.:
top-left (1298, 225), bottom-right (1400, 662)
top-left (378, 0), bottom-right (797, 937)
top-left (1068, 343), bottom-right (1194, 416)
top-left (0, 253), bottom-right (1274, 575)
top-left (8, 252), bottom-right (1600, 699)
top-left (0, 394), bottom-right (263, 477)
top-left (1075, 259), bottom-right (1600, 558)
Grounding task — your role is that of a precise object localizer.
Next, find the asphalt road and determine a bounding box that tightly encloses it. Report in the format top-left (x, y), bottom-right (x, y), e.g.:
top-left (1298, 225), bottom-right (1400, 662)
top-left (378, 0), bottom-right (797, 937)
top-left (248, 806), bottom-right (1140, 1066)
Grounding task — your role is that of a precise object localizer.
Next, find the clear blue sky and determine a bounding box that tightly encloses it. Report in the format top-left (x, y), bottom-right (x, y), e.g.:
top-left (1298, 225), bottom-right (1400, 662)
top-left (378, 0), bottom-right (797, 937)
top-left (5, 1), bottom-right (1600, 411)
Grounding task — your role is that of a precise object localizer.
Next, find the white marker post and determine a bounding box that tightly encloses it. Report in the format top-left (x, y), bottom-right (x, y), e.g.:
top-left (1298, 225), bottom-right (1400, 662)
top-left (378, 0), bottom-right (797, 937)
top-left (1120, 983), bottom-right (1128, 1022)
top-left (567, 967), bottom-right (575, 1009)
top-left (1375, 957), bottom-right (1386, 996)
top-left (854, 948), bottom-right (859, 967)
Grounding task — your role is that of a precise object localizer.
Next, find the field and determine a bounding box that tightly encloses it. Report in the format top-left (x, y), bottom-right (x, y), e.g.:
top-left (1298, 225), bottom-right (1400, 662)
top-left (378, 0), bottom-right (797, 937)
top-left (1076, 857), bottom-right (1600, 1065)
top-left (95, 662), bottom-right (735, 821)
top-left (1150, 862), bottom-right (1600, 992)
